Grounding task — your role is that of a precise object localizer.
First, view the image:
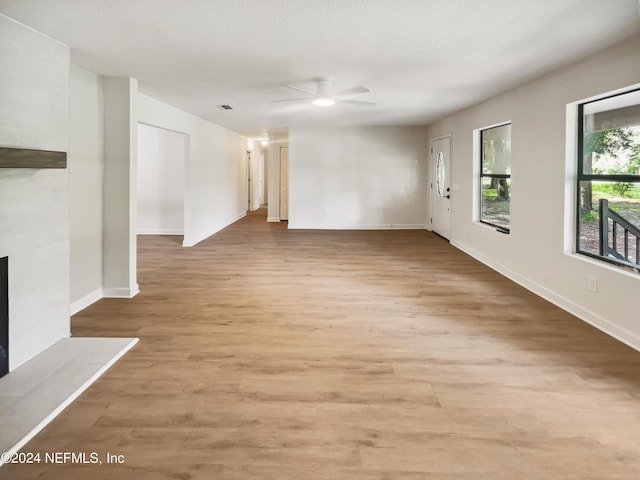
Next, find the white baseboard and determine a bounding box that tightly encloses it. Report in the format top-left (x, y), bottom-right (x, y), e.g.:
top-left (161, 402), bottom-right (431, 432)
top-left (232, 211), bottom-right (247, 223)
top-left (267, 216), bottom-right (281, 223)
top-left (137, 229), bottom-right (183, 235)
top-left (70, 288), bottom-right (103, 316)
top-left (103, 284), bottom-right (140, 299)
top-left (183, 212), bottom-right (247, 247)
top-left (288, 223), bottom-right (427, 230)
top-left (183, 235), bottom-right (206, 248)
top-left (451, 240), bottom-right (640, 353)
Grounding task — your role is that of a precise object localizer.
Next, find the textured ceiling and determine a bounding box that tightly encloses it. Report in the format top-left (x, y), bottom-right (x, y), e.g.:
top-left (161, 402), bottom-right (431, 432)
top-left (1, 0), bottom-right (639, 138)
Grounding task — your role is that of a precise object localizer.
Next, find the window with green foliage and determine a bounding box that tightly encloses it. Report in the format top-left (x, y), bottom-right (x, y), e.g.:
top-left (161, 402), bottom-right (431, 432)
top-left (577, 89), bottom-right (640, 271)
top-left (480, 123), bottom-right (511, 231)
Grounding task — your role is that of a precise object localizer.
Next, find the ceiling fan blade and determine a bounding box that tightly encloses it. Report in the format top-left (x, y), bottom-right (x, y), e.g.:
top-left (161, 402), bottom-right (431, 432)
top-left (334, 85), bottom-right (370, 97)
top-left (283, 84), bottom-right (317, 96)
top-left (341, 99), bottom-right (376, 107)
top-left (270, 97), bottom-right (311, 103)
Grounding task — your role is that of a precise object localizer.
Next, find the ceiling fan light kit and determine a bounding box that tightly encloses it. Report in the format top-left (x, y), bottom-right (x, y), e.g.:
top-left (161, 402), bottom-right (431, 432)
top-left (312, 97), bottom-right (335, 107)
top-left (272, 76), bottom-right (374, 108)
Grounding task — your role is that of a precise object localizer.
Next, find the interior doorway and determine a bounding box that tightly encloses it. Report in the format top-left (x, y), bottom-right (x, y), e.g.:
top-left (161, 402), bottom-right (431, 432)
top-left (247, 150), bottom-right (252, 211)
top-left (258, 152), bottom-right (266, 207)
top-left (137, 123), bottom-right (187, 239)
top-left (430, 135), bottom-right (452, 239)
top-left (280, 146), bottom-right (289, 221)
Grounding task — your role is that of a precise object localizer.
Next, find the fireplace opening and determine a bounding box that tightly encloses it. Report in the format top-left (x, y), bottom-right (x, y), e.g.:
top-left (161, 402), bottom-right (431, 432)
top-left (0, 256), bottom-right (7, 378)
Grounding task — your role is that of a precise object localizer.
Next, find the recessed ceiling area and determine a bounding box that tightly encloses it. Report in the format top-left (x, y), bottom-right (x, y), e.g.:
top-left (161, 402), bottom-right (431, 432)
top-left (1, 0), bottom-right (639, 138)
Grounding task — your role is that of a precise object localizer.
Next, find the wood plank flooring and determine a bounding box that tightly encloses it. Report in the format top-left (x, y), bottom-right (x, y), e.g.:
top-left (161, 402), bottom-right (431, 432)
top-left (4, 208), bottom-right (640, 479)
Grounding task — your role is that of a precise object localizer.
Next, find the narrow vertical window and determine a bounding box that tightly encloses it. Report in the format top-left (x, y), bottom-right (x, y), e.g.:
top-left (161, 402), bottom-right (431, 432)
top-left (480, 123), bottom-right (511, 231)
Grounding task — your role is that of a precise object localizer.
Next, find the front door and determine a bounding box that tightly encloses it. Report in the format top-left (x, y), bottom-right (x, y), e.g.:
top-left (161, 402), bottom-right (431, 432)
top-left (430, 136), bottom-right (452, 239)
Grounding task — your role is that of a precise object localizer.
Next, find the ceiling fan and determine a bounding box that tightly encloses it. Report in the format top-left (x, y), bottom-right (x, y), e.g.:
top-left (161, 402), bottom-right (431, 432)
top-left (271, 77), bottom-right (375, 107)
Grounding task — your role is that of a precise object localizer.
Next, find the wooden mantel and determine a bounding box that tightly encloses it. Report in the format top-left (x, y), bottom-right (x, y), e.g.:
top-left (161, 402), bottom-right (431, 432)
top-left (0, 147), bottom-right (67, 169)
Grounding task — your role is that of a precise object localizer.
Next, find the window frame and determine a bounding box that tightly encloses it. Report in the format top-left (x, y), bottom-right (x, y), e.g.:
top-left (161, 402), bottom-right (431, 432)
top-left (575, 88), bottom-right (640, 271)
top-left (479, 122), bottom-right (512, 233)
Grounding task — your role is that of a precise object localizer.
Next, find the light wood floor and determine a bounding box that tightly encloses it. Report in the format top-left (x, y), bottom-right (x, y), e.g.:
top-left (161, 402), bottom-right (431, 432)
top-left (4, 208), bottom-right (640, 479)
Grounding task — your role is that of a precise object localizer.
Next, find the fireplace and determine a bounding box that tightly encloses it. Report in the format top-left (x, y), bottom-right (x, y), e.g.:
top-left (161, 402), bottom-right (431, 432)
top-left (0, 257), bottom-right (7, 378)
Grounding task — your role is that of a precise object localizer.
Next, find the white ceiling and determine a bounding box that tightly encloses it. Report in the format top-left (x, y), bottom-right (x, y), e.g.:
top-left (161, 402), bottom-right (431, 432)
top-left (1, 0), bottom-right (639, 138)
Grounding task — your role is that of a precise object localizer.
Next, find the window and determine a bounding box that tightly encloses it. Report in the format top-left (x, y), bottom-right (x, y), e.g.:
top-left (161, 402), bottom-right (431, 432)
top-left (480, 123), bottom-right (511, 231)
top-left (577, 89), bottom-right (640, 271)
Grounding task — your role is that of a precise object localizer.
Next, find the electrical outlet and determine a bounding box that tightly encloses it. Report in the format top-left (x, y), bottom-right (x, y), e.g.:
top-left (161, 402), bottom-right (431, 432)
top-left (588, 275), bottom-right (598, 292)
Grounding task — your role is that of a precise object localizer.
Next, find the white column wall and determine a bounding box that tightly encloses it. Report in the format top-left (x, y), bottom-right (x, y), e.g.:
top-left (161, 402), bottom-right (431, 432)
top-left (69, 65), bottom-right (104, 313)
top-left (102, 77), bottom-right (139, 298)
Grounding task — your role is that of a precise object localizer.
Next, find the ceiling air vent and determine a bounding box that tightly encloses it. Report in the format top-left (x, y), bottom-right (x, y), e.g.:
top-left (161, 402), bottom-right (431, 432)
top-left (217, 104), bottom-right (233, 110)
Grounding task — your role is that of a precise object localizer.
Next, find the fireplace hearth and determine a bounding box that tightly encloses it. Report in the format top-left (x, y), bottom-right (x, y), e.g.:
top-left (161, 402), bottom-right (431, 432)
top-left (1, 257), bottom-right (8, 378)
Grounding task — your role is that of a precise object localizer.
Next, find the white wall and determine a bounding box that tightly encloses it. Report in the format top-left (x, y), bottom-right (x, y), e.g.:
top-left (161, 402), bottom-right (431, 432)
top-left (137, 123), bottom-right (186, 235)
top-left (288, 126), bottom-right (429, 229)
top-left (426, 33), bottom-right (640, 350)
top-left (138, 94), bottom-right (247, 247)
top-left (102, 77), bottom-right (139, 298)
top-left (69, 65), bottom-right (104, 314)
top-left (0, 15), bottom-right (70, 370)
